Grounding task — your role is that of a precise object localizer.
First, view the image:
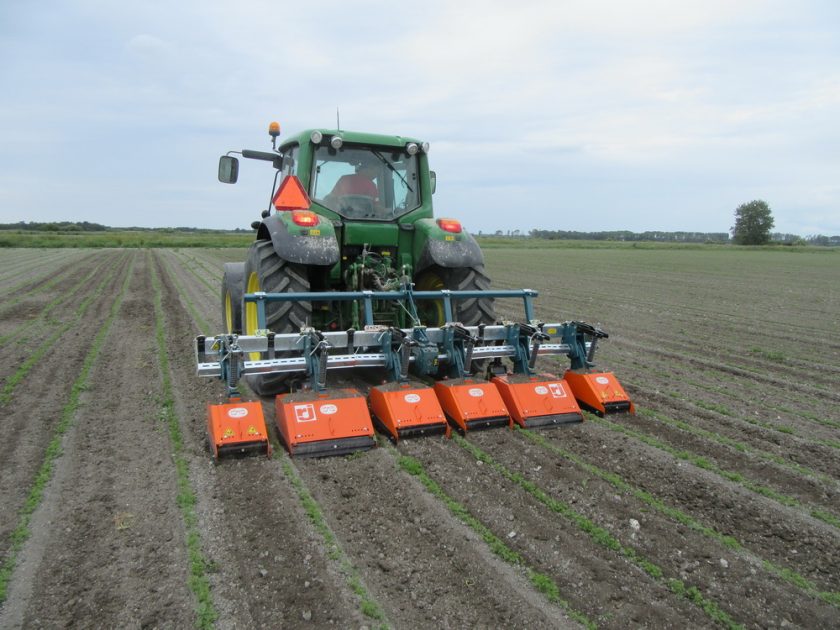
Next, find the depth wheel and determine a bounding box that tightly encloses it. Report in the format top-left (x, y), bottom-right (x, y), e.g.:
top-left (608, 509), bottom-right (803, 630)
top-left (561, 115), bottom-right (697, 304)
top-left (242, 241), bottom-right (311, 396)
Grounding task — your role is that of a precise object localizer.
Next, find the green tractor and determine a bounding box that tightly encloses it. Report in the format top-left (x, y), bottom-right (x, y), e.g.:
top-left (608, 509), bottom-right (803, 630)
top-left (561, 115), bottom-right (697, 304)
top-left (218, 123), bottom-right (496, 395)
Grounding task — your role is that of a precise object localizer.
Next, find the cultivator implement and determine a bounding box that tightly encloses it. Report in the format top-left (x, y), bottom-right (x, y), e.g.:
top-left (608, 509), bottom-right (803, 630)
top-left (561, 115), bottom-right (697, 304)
top-left (196, 287), bottom-right (634, 458)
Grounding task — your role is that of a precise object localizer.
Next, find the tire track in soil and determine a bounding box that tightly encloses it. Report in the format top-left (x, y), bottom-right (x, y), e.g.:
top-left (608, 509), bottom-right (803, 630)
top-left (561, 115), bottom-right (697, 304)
top-left (2, 251), bottom-right (195, 629)
top-left (154, 250), bottom-right (370, 629)
top-left (296, 444), bottom-right (579, 629)
top-left (467, 429), bottom-right (839, 628)
top-left (397, 439), bottom-right (713, 629)
top-left (540, 422), bottom-right (840, 593)
top-left (0, 251), bottom-right (129, 555)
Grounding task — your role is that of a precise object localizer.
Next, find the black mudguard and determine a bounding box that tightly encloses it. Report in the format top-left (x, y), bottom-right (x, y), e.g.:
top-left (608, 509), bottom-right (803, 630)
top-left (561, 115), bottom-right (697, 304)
top-left (414, 218), bottom-right (484, 273)
top-left (257, 213), bottom-right (340, 266)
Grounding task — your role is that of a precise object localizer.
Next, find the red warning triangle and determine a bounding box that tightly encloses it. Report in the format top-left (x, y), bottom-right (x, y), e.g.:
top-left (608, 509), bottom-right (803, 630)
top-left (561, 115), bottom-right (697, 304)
top-left (272, 175), bottom-right (311, 211)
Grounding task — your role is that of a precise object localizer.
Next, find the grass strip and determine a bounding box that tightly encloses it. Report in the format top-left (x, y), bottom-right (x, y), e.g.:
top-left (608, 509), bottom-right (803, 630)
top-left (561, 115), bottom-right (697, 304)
top-left (518, 427), bottom-right (840, 608)
top-left (636, 407), bottom-right (837, 487)
top-left (150, 254), bottom-right (217, 629)
top-left (0, 253), bottom-right (126, 404)
top-left (277, 454), bottom-right (389, 627)
top-left (0, 254), bottom-right (134, 604)
top-left (391, 448), bottom-right (596, 629)
top-left (0, 252), bottom-right (85, 314)
top-left (588, 414), bottom-right (840, 531)
top-left (0, 250), bottom-right (76, 290)
top-left (452, 435), bottom-right (743, 630)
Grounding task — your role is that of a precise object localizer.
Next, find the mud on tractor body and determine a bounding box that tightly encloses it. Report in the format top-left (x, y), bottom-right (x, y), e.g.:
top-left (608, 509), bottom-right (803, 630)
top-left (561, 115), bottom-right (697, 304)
top-left (199, 123), bottom-right (633, 459)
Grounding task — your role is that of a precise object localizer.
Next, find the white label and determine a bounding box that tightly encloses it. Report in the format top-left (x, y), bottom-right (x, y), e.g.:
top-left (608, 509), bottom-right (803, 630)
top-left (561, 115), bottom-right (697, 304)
top-left (319, 404), bottom-right (338, 415)
top-left (548, 383), bottom-right (567, 398)
top-left (294, 404), bottom-right (316, 423)
top-left (227, 407), bottom-right (248, 418)
top-left (534, 386), bottom-right (549, 395)
top-left (595, 376), bottom-right (610, 385)
top-left (468, 388), bottom-right (484, 398)
top-left (404, 393), bottom-right (421, 403)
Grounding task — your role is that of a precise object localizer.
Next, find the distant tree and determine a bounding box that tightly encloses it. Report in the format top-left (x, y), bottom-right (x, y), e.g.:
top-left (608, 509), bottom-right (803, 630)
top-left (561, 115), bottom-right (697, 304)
top-left (731, 200), bottom-right (774, 245)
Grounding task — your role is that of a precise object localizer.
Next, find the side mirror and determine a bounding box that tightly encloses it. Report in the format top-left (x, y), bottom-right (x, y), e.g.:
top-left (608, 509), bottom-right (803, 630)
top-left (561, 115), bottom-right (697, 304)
top-left (218, 156), bottom-right (239, 184)
top-left (430, 170), bottom-right (437, 194)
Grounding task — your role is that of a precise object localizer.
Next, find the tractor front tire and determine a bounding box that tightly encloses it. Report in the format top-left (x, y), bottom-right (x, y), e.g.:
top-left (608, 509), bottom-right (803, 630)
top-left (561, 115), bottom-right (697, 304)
top-left (242, 241), bottom-right (311, 396)
top-left (221, 262), bottom-right (245, 334)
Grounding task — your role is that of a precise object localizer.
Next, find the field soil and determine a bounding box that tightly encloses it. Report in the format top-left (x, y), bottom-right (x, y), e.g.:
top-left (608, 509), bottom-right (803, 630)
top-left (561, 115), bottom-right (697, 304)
top-left (0, 245), bottom-right (838, 629)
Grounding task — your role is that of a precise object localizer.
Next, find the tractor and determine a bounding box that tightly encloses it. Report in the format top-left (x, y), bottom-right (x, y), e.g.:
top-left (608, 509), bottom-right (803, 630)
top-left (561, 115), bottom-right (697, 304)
top-left (197, 122), bottom-right (633, 459)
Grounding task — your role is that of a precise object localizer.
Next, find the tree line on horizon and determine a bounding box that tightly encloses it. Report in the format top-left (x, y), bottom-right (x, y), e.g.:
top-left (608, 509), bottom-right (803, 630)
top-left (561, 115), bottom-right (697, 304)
top-left (1, 220), bottom-right (837, 246)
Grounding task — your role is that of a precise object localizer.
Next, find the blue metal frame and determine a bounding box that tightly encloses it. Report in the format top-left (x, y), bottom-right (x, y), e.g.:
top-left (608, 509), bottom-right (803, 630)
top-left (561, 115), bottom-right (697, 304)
top-left (244, 288), bottom-right (539, 329)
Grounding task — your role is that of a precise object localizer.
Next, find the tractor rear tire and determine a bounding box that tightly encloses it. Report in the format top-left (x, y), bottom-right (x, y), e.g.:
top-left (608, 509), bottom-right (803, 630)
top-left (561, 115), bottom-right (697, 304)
top-left (221, 262), bottom-right (245, 334)
top-left (242, 241), bottom-right (311, 396)
top-left (414, 265), bottom-right (497, 376)
top-left (415, 265), bottom-right (497, 327)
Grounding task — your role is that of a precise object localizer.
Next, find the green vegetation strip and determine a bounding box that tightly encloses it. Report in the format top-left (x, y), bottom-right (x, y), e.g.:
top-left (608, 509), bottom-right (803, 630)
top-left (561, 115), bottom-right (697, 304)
top-left (277, 454), bottom-right (389, 627)
top-left (150, 255), bottom-right (217, 628)
top-left (390, 447), bottom-right (596, 629)
top-left (0, 253), bottom-right (126, 404)
top-left (0, 250), bottom-right (73, 289)
top-left (0, 255), bottom-right (134, 604)
top-left (518, 428), bottom-right (840, 608)
top-left (636, 407), bottom-right (837, 487)
top-left (452, 435), bottom-right (743, 629)
top-left (588, 414), bottom-right (840, 531)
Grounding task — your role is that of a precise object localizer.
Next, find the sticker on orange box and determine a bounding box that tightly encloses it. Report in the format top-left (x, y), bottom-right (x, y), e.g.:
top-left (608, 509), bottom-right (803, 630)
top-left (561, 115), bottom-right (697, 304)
top-left (468, 388), bottom-right (484, 397)
top-left (534, 386), bottom-right (549, 395)
top-left (548, 383), bottom-right (567, 398)
top-left (320, 404), bottom-right (338, 415)
top-left (404, 393), bottom-right (421, 403)
top-left (227, 407), bottom-right (248, 418)
top-left (294, 404), bottom-right (316, 422)
top-left (595, 376), bottom-right (610, 385)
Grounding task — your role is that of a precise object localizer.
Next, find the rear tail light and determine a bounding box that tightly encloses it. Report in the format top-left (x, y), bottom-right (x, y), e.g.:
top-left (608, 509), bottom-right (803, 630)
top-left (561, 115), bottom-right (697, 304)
top-left (437, 218), bottom-right (462, 233)
top-left (291, 210), bottom-right (319, 227)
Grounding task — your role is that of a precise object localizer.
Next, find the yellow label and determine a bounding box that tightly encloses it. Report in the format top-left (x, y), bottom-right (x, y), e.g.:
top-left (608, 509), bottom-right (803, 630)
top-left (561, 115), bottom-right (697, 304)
top-left (222, 428), bottom-right (235, 439)
top-left (247, 425), bottom-right (260, 436)
top-left (445, 235), bottom-right (455, 241)
top-left (547, 328), bottom-right (556, 335)
top-left (309, 229), bottom-right (321, 236)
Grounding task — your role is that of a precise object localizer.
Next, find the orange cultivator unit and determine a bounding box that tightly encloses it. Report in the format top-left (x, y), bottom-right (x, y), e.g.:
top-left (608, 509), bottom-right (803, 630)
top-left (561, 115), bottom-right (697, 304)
top-left (434, 377), bottom-right (511, 432)
top-left (206, 398), bottom-right (271, 459)
top-left (195, 289), bottom-right (634, 459)
top-left (370, 381), bottom-right (449, 441)
top-left (492, 374), bottom-right (582, 428)
top-left (564, 370), bottom-right (635, 416)
top-left (275, 388), bottom-right (375, 456)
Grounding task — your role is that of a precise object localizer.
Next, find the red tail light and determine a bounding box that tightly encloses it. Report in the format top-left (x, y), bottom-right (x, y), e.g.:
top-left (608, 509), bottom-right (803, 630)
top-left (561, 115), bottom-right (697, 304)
top-left (291, 210), bottom-right (319, 227)
top-left (437, 218), bottom-right (462, 233)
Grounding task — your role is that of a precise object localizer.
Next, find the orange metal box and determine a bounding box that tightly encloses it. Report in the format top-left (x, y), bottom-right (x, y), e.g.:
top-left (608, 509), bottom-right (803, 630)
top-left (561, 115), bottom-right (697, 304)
top-left (433, 377), bottom-right (511, 433)
top-left (275, 388), bottom-right (376, 457)
top-left (491, 374), bottom-right (583, 428)
top-left (369, 381), bottom-right (449, 441)
top-left (563, 370), bottom-right (634, 416)
top-left (206, 399), bottom-right (271, 459)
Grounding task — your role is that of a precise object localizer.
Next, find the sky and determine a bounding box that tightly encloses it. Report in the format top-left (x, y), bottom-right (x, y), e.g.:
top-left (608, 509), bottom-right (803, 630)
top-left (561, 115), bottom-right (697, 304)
top-left (1, 1), bottom-right (839, 236)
